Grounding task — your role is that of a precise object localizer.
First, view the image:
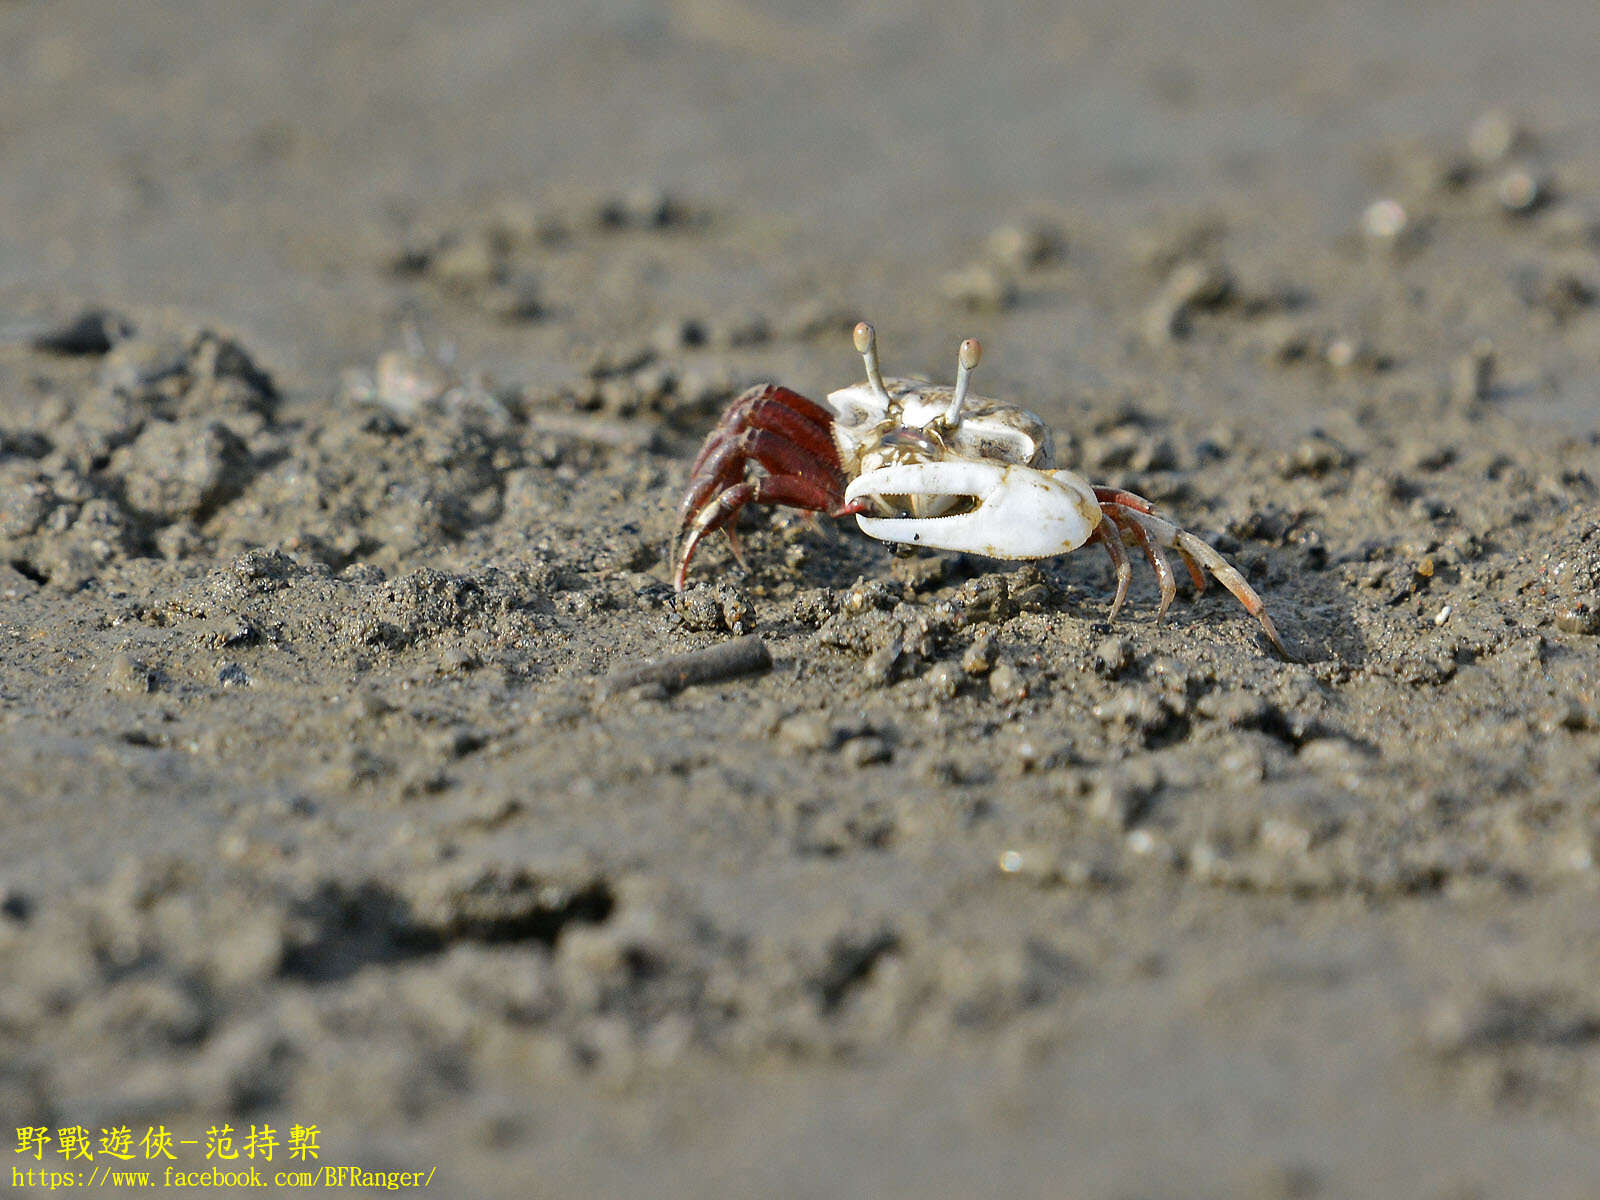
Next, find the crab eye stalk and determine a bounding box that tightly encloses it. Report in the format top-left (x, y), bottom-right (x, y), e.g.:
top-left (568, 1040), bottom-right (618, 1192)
top-left (944, 337), bottom-right (981, 427)
top-left (853, 321), bottom-right (893, 404)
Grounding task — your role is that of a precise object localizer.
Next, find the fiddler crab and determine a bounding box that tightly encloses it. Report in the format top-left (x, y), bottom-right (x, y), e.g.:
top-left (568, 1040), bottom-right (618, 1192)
top-left (673, 322), bottom-right (1288, 657)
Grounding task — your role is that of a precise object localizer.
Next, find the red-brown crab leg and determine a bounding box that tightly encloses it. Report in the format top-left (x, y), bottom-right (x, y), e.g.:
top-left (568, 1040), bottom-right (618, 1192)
top-left (1094, 485), bottom-right (1206, 592)
top-left (673, 383), bottom-right (864, 590)
top-left (1101, 501), bottom-right (1288, 657)
top-left (1109, 508), bottom-right (1180, 619)
top-left (685, 385), bottom-right (839, 481)
top-left (1090, 523), bottom-right (1134, 619)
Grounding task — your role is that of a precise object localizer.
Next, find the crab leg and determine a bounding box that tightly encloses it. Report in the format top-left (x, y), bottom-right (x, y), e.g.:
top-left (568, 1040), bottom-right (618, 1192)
top-left (1106, 504), bottom-right (1288, 658)
top-left (674, 383), bottom-right (867, 590)
top-left (675, 475), bottom-right (860, 590)
top-left (1095, 488), bottom-right (1204, 590)
top-left (1091, 523), bottom-right (1134, 619)
top-left (1093, 486), bottom-right (1154, 514)
top-left (1109, 508), bottom-right (1179, 619)
top-left (688, 385), bottom-right (838, 479)
top-left (678, 427), bottom-right (845, 529)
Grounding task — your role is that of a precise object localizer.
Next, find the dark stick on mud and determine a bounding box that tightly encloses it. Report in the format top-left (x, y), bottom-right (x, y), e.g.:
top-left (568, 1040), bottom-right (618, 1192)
top-left (603, 636), bottom-right (772, 697)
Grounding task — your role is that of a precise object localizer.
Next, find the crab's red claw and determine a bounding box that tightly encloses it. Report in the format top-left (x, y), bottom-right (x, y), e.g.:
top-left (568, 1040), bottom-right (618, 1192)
top-left (672, 384), bottom-right (863, 591)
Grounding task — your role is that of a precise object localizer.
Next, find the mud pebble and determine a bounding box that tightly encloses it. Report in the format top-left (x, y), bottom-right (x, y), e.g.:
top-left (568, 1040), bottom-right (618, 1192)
top-left (984, 221), bottom-right (1065, 271)
top-left (1, 886), bottom-right (32, 922)
top-left (1525, 270), bottom-right (1596, 322)
top-left (778, 713), bottom-right (837, 752)
top-left (1008, 565), bottom-right (1050, 611)
top-left (116, 419), bottom-right (251, 522)
top-left (189, 1018), bottom-right (291, 1110)
top-left (845, 735), bottom-right (892, 767)
top-left (1196, 689), bottom-right (1272, 729)
top-left (1467, 109), bottom-right (1523, 165)
top-left (1087, 763), bottom-right (1160, 829)
top-left (987, 662), bottom-right (1029, 703)
top-left (1324, 335), bottom-right (1374, 371)
top-left (996, 846), bottom-right (1055, 879)
top-left (651, 316), bottom-right (709, 353)
top-left (1093, 636), bottom-right (1131, 677)
top-left (0, 479), bottom-right (59, 540)
top-left (595, 187), bottom-right (691, 230)
top-left (1537, 696), bottom-right (1595, 733)
top-left (1163, 259), bottom-right (1234, 309)
top-left (1127, 436), bottom-right (1177, 474)
top-left (101, 335), bottom-right (189, 393)
top-left (90, 976), bottom-right (210, 1046)
top-left (1092, 688), bottom-right (1167, 732)
top-left (1257, 816), bottom-right (1313, 857)
top-left (155, 521), bottom-right (203, 561)
top-left (107, 653), bottom-right (156, 694)
top-left (481, 274), bottom-right (544, 323)
top-left (1555, 602), bottom-right (1599, 635)
top-left (1249, 318), bottom-right (1311, 365)
top-left (1360, 198), bottom-right (1409, 244)
top-left (889, 554), bottom-right (948, 593)
top-left (1495, 166), bottom-right (1549, 216)
top-left (842, 577), bottom-right (899, 614)
top-left (673, 583), bottom-right (753, 634)
top-left (1420, 993), bottom-right (1516, 1056)
top-left (865, 638), bottom-right (910, 688)
top-left (1552, 836), bottom-right (1596, 874)
top-left (1217, 742), bottom-right (1267, 783)
top-left (953, 574), bottom-right (1012, 623)
top-left (923, 662), bottom-right (961, 700)
top-left (1400, 149), bottom-right (1474, 196)
top-left (29, 308), bottom-right (134, 356)
top-left (1141, 295), bottom-right (1191, 345)
top-left (961, 631), bottom-right (997, 677)
top-left (431, 234), bottom-right (503, 292)
top-left (1237, 1158), bottom-right (1322, 1200)
top-left (1451, 341), bottom-right (1496, 405)
top-left (705, 313), bottom-right (771, 349)
top-left (942, 264), bottom-right (1018, 311)
top-left (1277, 433), bottom-right (1353, 479)
top-left (1130, 215), bottom-right (1225, 273)
top-left (1541, 202), bottom-right (1600, 248)
top-left (231, 547), bottom-right (298, 587)
top-left (580, 340), bottom-right (656, 379)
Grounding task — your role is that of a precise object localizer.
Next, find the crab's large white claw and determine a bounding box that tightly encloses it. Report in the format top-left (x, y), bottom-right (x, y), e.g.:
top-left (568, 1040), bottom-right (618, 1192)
top-left (845, 461), bottom-right (1102, 559)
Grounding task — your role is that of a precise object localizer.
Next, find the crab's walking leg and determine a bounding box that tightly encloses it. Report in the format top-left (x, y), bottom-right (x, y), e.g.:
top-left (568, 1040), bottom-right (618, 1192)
top-left (675, 475), bottom-right (860, 590)
top-left (1091, 523), bottom-right (1133, 619)
top-left (1104, 503), bottom-right (1289, 657)
top-left (678, 427), bottom-right (841, 531)
top-left (1109, 509), bottom-right (1179, 619)
top-left (1095, 486), bottom-right (1208, 593)
top-left (686, 386), bottom-right (839, 482)
top-left (674, 384), bottom-right (866, 591)
top-left (1093, 486), bottom-right (1154, 514)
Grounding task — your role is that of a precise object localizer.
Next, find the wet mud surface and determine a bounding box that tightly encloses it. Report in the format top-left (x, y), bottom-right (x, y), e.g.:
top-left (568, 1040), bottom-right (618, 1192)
top-left (3, 3), bottom-right (1600, 1196)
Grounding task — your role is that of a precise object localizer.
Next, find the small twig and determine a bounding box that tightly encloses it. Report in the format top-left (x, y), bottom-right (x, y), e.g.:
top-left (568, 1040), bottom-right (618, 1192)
top-left (603, 636), bottom-right (772, 697)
